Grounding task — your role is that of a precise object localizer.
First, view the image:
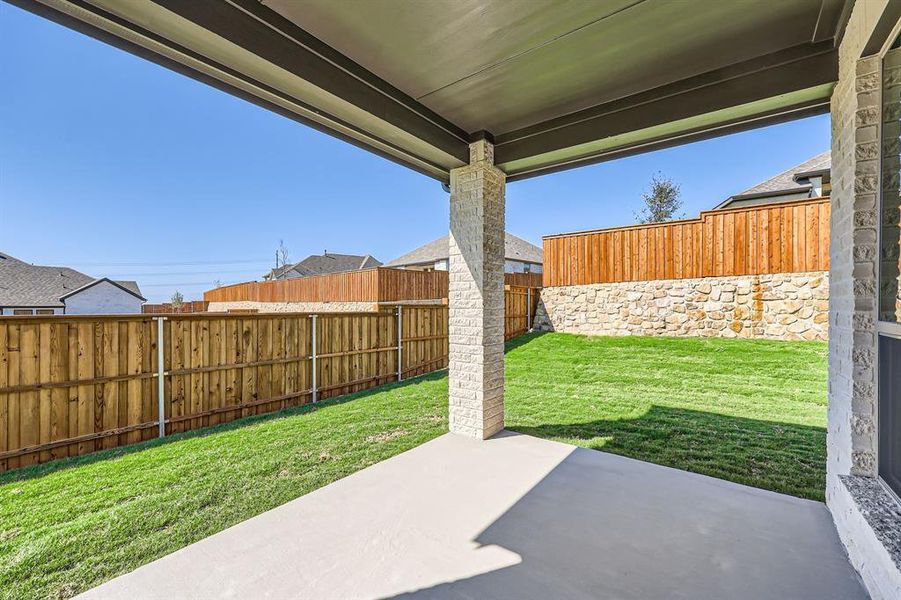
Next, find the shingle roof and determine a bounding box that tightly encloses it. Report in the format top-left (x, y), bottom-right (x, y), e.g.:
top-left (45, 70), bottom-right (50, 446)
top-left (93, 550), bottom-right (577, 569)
top-left (0, 252), bottom-right (144, 307)
top-left (732, 151), bottom-right (831, 200)
top-left (384, 232), bottom-right (543, 267)
top-left (269, 253), bottom-right (382, 279)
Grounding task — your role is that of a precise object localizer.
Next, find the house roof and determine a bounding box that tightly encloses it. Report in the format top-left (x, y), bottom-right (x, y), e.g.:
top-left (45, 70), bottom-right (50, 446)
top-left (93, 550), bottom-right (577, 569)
top-left (270, 253), bottom-right (382, 279)
top-left (725, 151), bottom-right (831, 204)
top-left (384, 232), bottom-right (543, 267)
top-left (0, 252), bottom-right (145, 307)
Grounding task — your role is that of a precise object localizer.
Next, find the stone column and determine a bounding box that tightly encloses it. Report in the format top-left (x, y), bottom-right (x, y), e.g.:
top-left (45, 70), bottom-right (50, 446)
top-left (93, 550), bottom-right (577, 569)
top-left (828, 46), bottom-right (880, 485)
top-left (448, 139), bottom-right (506, 439)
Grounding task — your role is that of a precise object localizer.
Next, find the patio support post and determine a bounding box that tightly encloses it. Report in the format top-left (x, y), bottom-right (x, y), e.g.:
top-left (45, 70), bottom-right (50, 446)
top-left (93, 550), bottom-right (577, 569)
top-left (448, 138), bottom-right (506, 439)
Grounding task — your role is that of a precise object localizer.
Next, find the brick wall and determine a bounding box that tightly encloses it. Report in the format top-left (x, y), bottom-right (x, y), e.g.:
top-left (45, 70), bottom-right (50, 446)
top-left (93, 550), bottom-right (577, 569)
top-left (826, 1), bottom-right (901, 598)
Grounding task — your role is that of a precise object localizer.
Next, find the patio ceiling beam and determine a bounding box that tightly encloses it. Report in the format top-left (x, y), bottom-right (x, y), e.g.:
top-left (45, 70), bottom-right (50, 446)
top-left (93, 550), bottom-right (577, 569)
top-left (495, 41), bottom-right (838, 180)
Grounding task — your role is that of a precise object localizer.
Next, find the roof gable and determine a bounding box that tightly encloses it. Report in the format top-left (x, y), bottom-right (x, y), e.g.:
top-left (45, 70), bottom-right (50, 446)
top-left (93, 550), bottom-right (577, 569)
top-left (0, 252), bottom-right (145, 307)
top-left (731, 151), bottom-right (831, 201)
top-left (385, 232), bottom-right (543, 267)
top-left (270, 252), bottom-right (383, 279)
top-left (59, 278), bottom-right (147, 302)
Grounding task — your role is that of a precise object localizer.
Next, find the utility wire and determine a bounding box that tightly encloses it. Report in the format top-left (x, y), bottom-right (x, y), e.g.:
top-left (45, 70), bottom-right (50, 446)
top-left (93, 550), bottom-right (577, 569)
top-left (67, 259), bottom-right (270, 267)
top-left (105, 268), bottom-right (265, 277)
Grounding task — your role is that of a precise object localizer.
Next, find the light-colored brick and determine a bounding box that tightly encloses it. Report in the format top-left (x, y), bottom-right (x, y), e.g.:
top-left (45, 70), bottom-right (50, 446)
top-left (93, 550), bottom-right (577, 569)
top-left (448, 140), bottom-right (506, 439)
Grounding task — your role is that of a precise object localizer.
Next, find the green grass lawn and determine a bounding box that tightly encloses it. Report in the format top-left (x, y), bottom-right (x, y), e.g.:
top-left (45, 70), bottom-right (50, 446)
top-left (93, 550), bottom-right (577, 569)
top-left (0, 333), bottom-right (827, 599)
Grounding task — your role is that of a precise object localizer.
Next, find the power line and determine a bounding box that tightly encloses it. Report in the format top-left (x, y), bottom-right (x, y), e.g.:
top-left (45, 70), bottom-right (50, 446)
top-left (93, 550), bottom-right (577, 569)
top-left (140, 281), bottom-right (242, 287)
top-left (105, 269), bottom-right (264, 277)
top-left (68, 258), bottom-right (270, 267)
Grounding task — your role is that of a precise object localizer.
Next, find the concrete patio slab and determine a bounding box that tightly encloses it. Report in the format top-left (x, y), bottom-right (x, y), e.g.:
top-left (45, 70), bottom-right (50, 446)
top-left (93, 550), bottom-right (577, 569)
top-left (78, 432), bottom-right (867, 599)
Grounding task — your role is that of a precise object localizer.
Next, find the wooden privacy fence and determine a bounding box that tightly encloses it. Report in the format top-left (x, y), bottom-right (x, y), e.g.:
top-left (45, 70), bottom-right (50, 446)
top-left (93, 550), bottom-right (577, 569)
top-left (542, 197), bottom-right (830, 287)
top-left (142, 301), bottom-right (209, 314)
top-left (0, 290), bottom-right (537, 471)
top-left (505, 285), bottom-right (540, 340)
top-left (204, 267), bottom-right (543, 304)
top-left (0, 308), bottom-right (447, 471)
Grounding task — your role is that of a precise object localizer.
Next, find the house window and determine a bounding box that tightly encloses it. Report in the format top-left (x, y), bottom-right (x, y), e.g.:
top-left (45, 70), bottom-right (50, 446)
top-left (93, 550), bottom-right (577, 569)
top-left (878, 36), bottom-right (901, 501)
top-left (36, 309), bottom-right (55, 315)
top-left (12, 309), bottom-right (34, 315)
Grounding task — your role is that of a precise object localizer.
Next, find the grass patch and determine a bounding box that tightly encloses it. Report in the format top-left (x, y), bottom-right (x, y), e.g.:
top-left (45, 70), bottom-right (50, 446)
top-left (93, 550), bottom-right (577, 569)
top-left (0, 333), bottom-right (827, 599)
top-left (0, 374), bottom-right (449, 600)
top-left (506, 332), bottom-right (827, 501)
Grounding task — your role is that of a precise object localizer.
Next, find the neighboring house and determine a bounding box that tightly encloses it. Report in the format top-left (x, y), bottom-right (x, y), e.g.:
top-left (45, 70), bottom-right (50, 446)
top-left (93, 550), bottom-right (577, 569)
top-left (265, 252), bottom-right (382, 280)
top-left (0, 252), bottom-right (145, 315)
top-left (715, 151), bottom-right (831, 210)
top-left (385, 232), bottom-right (543, 274)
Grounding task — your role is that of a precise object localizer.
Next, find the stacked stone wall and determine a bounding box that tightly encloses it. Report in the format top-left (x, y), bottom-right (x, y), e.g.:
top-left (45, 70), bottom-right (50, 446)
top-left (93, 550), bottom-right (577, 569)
top-left (534, 272), bottom-right (828, 341)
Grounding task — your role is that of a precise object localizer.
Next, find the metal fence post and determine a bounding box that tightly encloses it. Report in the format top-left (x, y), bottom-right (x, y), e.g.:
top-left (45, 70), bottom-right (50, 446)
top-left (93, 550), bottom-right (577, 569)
top-left (311, 314), bottom-right (318, 403)
top-left (527, 287), bottom-right (532, 331)
top-left (155, 316), bottom-right (167, 438)
top-left (397, 305), bottom-right (403, 382)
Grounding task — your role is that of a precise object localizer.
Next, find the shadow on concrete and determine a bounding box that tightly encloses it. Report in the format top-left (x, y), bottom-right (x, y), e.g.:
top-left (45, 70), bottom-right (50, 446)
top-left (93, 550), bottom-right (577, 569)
top-left (384, 431), bottom-right (866, 600)
top-left (511, 404), bottom-right (826, 500)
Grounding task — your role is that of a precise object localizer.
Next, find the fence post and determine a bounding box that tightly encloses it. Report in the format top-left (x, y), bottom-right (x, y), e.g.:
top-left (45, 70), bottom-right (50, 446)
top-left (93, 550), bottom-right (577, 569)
top-left (527, 287), bottom-right (532, 331)
top-left (311, 314), bottom-right (318, 403)
top-left (155, 316), bottom-right (167, 438)
top-left (397, 305), bottom-right (403, 382)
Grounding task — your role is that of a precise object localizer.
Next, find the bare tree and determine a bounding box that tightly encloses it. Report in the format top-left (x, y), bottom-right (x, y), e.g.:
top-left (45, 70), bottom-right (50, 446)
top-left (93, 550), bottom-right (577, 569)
top-left (276, 239), bottom-right (291, 269)
top-left (634, 173), bottom-right (683, 224)
top-left (170, 290), bottom-right (185, 310)
top-left (213, 279), bottom-right (223, 289)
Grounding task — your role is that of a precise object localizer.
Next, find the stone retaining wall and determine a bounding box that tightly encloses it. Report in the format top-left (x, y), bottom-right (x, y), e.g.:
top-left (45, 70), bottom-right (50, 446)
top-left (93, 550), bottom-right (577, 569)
top-left (533, 272), bottom-right (828, 341)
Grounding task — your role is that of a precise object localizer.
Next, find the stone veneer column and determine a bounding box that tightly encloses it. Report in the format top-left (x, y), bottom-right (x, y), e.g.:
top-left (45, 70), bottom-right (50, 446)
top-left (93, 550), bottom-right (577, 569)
top-left (826, 2), bottom-right (901, 598)
top-left (448, 139), bottom-right (506, 439)
top-left (828, 36), bottom-right (881, 483)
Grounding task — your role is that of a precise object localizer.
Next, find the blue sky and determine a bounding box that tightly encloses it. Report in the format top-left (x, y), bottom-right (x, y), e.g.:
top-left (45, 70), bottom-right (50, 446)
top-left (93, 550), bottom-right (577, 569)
top-left (0, 4), bottom-right (830, 303)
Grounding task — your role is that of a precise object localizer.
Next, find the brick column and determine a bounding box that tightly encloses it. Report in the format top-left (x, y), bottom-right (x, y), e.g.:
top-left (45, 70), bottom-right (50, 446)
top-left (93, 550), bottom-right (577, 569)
top-left (448, 139), bottom-right (506, 439)
top-left (828, 50), bottom-right (880, 484)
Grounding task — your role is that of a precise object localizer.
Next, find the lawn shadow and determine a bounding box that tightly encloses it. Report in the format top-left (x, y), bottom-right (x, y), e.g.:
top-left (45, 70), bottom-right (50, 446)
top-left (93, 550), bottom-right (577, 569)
top-left (0, 370), bottom-right (449, 485)
top-left (509, 404), bottom-right (827, 500)
top-left (504, 330), bottom-right (548, 352)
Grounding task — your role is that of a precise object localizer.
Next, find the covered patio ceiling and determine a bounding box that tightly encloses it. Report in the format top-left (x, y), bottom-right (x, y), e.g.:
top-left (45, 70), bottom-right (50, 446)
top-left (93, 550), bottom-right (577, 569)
top-left (12, 0), bottom-right (850, 182)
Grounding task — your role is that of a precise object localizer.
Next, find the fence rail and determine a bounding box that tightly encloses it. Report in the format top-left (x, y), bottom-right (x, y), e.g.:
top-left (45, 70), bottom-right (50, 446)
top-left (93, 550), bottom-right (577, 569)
top-left (542, 197), bottom-right (830, 287)
top-left (0, 288), bottom-right (537, 471)
top-left (204, 267), bottom-right (542, 304)
top-left (142, 301), bottom-right (209, 314)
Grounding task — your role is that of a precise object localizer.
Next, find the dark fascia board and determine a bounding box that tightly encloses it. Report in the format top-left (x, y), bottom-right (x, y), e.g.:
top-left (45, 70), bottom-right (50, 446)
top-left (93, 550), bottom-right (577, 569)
top-left (793, 168), bottom-right (830, 182)
top-left (0, 304), bottom-right (64, 309)
top-left (495, 41), bottom-right (837, 173)
top-left (60, 278), bottom-right (147, 302)
top-left (184, 0), bottom-right (469, 158)
top-left (714, 186), bottom-right (813, 210)
top-left (504, 100), bottom-right (829, 183)
top-left (6, 0), bottom-right (467, 182)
